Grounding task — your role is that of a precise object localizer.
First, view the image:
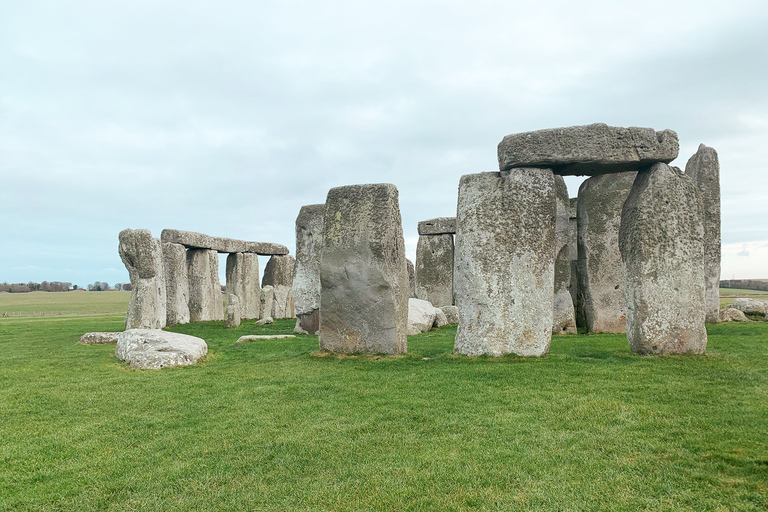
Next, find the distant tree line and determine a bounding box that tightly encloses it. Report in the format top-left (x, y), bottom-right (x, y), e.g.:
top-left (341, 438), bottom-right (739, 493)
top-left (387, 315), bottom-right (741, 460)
top-left (720, 280), bottom-right (768, 292)
top-left (0, 282), bottom-right (132, 293)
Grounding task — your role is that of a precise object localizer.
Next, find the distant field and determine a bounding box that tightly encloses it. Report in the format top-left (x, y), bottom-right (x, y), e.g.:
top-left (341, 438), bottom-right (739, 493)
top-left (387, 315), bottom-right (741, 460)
top-left (0, 290), bottom-right (131, 317)
top-left (719, 288), bottom-right (768, 308)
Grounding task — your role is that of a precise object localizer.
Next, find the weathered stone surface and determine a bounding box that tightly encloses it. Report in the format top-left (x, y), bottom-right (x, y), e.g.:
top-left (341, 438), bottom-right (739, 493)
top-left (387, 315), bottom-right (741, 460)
top-left (319, 183), bottom-right (409, 354)
top-left (417, 217), bottom-right (456, 235)
top-left (78, 332), bottom-right (121, 344)
top-left (415, 233), bottom-right (454, 307)
top-left (406, 259), bottom-right (416, 298)
top-left (408, 298), bottom-right (438, 333)
top-left (262, 255), bottom-right (295, 319)
top-left (454, 169), bottom-right (556, 357)
top-left (260, 285), bottom-right (275, 320)
top-left (116, 329), bottom-right (207, 370)
top-left (119, 229), bottom-right (166, 330)
top-left (255, 316), bottom-right (274, 325)
top-left (225, 252), bottom-right (260, 320)
top-left (553, 175), bottom-right (577, 335)
top-left (577, 172), bottom-right (636, 333)
top-left (619, 163), bottom-right (707, 354)
top-left (439, 305), bottom-right (459, 324)
top-left (293, 204), bottom-right (324, 333)
top-left (685, 144), bottom-right (721, 323)
top-left (568, 197), bottom-right (583, 327)
top-left (498, 123), bottom-right (679, 176)
top-left (729, 298), bottom-right (768, 317)
top-left (161, 229), bottom-right (289, 255)
top-left (186, 249), bottom-right (224, 322)
top-left (225, 295), bottom-right (241, 328)
top-left (163, 242), bottom-right (190, 326)
top-left (719, 308), bottom-right (750, 322)
top-left (433, 309), bottom-right (449, 328)
top-left (236, 334), bottom-right (296, 342)
top-left (242, 241), bottom-right (289, 256)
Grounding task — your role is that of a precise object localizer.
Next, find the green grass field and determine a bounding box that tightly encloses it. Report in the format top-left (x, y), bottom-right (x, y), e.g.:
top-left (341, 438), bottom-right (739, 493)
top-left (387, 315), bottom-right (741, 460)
top-left (0, 291), bottom-right (132, 317)
top-left (0, 292), bottom-right (767, 510)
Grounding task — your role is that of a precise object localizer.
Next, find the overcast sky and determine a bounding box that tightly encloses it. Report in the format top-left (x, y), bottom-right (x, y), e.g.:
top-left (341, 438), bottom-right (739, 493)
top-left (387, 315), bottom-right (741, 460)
top-left (1, 0), bottom-right (767, 287)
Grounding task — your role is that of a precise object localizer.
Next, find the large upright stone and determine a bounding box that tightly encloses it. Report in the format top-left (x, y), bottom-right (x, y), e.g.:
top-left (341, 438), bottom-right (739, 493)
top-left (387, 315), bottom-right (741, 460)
top-left (319, 184), bottom-right (409, 354)
top-left (186, 249), bottom-right (224, 322)
top-left (415, 233), bottom-right (454, 307)
top-left (577, 172), bottom-right (637, 333)
top-left (293, 204), bottom-right (324, 334)
top-left (260, 285), bottom-right (275, 321)
top-left (163, 242), bottom-right (190, 326)
top-left (553, 175), bottom-right (576, 334)
top-left (119, 229), bottom-right (166, 330)
top-left (685, 144), bottom-right (721, 323)
top-left (498, 124), bottom-right (679, 176)
top-left (417, 217), bottom-right (456, 235)
top-left (262, 255), bottom-right (295, 319)
top-left (406, 259), bottom-right (416, 298)
top-left (454, 169), bottom-right (556, 357)
top-left (225, 252), bottom-right (260, 320)
top-left (568, 198), bottom-right (583, 327)
top-left (619, 163), bottom-right (707, 354)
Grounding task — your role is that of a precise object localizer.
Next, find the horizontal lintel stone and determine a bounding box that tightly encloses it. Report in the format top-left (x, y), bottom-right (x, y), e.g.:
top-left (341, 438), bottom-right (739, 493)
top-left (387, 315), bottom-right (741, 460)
top-left (161, 229), bottom-right (289, 255)
top-left (417, 217), bottom-right (456, 235)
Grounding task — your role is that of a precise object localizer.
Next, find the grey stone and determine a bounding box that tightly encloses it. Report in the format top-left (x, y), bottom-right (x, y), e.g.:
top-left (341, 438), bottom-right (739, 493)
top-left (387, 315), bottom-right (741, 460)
top-left (685, 144), bottom-right (721, 323)
top-left (236, 334), bottom-right (295, 342)
top-left (262, 255), bottom-right (296, 319)
top-left (568, 197), bottom-right (582, 327)
top-left (453, 169), bottom-right (556, 357)
top-left (415, 233), bottom-right (454, 307)
top-left (729, 298), bottom-right (768, 317)
top-left (293, 204), bottom-right (324, 334)
top-left (116, 329), bottom-right (207, 370)
top-left (408, 298), bottom-right (438, 333)
top-left (439, 305), bottom-right (459, 324)
top-left (161, 229), bottom-right (289, 255)
top-left (255, 316), bottom-right (274, 325)
top-left (553, 175), bottom-right (577, 335)
top-left (577, 172), bottom-right (637, 333)
top-left (619, 163), bottom-right (707, 354)
top-left (498, 123), bottom-right (679, 176)
top-left (319, 183), bottom-right (409, 354)
top-left (163, 242), bottom-right (190, 326)
top-left (719, 308), bottom-right (750, 322)
top-left (225, 295), bottom-right (241, 328)
top-left (119, 229), bottom-right (166, 330)
top-left (186, 249), bottom-right (224, 322)
top-left (225, 252), bottom-right (260, 320)
top-left (417, 217), bottom-right (456, 235)
top-left (433, 309), bottom-right (449, 329)
top-left (78, 332), bottom-right (121, 344)
top-left (406, 259), bottom-right (416, 298)
top-left (260, 285), bottom-right (275, 320)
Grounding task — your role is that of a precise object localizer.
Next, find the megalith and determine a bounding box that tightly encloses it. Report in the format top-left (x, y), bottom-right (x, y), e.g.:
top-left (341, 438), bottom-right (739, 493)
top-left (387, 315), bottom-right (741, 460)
top-left (568, 198), bottom-right (583, 327)
top-left (225, 252), bottom-right (260, 320)
top-left (226, 294), bottom-right (241, 328)
top-left (319, 183), bottom-right (409, 354)
top-left (262, 255), bottom-right (295, 319)
top-left (619, 163), bottom-right (707, 354)
top-left (553, 176), bottom-right (577, 334)
top-left (685, 144), bottom-right (721, 323)
top-left (163, 242), bottom-right (190, 326)
top-left (576, 171), bottom-right (636, 333)
top-left (453, 169), bottom-right (556, 357)
top-left (119, 229), bottom-right (166, 330)
top-left (186, 249), bottom-right (224, 322)
top-left (260, 285), bottom-right (275, 321)
top-left (406, 259), bottom-right (416, 299)
top-left (415, 233), bottom-right (454, 307)
top-left (293, 204), bottom-right (324, 334)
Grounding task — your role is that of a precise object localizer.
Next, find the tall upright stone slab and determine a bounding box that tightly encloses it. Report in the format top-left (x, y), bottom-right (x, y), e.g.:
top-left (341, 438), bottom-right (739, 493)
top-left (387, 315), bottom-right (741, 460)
top-left (568, 198), bottom-right (583, 327)
top-left (225, 252), bottom-right (260, 320)
top-left (162, 242), bottom-right (190, 326)
top-left (119, 229), bottom-right (166, 330)
top-left (293, 204), bottom-right (324, 333)
top-left (406, 259), bottom-right (416, 299)
top-left (262, 255), bottom-right (295, 319)
top-left (685, 144), bottom-right (721, 324)
top-left (260, 285), bottom-right (275, 320)
top-left (414, 233), bottom-right (454, 307)
top-left (553, 176), bottom-right (577, 334)
top-left (454, 169), bottom-right (556, 357)
top-left (619, 163), bottom-right (707, 354)
top-left (319, 183), bottom-right (409, 354)
top-left (187, 249), bottom-right (224, 322)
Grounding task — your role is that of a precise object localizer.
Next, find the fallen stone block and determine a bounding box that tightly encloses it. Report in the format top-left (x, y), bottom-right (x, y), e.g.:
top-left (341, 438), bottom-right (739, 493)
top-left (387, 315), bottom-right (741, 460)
top-left (78, 332), bottom-right (121, 344)
top-left (729, 298), bottom-right (768, 317)
top-left (719, 308), bottom-right (750, 322)
top-left (115, 329), bottom-right (207, 370)
top-left (236, 335), bottom-right (296, 342)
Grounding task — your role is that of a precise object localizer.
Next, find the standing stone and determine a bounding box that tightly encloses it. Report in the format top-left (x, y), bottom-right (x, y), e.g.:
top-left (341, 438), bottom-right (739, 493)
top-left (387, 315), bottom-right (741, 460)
top-left (577, 171), bottom-right (636, 333)
top-left (226, 295), bottom-right (241, 328)
top-left (163, 242), bottom-right (190, 326)
top-left (262, 255), bottom-right (295, 319)
top-left (187, 249), bottom-right (224, 322)
top-left (293, 204), bottom-right (325, 334)
top-left (319, 183), bottom-right (409, 354)
top-left (225, 252), bottom-right (260, 320)
top-left (553, 176), bottom-right (577, 334)
top-left (619, 163), bottom-right (707, 354)
top-left (415, 233), bottom-right (454, 307)
top-left (119, 229), bottom-right (166, 330)
top-left (260, 285), bottom-right (275, 321)
top-left (568, 198), bottom-right (584, 328)
top-left (685, 144), bottom-right (721, 323)
top-left (406, 259), bottom-right (416, 298)
top-left (454, 169), bottom-right (556, 357)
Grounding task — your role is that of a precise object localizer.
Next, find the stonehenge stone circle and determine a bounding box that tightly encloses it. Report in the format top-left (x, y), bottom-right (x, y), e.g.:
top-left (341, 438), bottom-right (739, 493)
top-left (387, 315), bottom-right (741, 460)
top-left (619, 162), bottom-right (707, 354)
top-left (262, 255), bottom-right (296, 319)
top-left (577, 172), bottom-right (637, 333)
top-left (553, 175), bottom-right (577, 334)
top-left (685, 144), bottom-right (721, 323)
top-left (498, 123), bottom-right (679, 176)
top-left (417, 217), bottom-right (456, 235)
top-left (293, 204), bottom-right (324, 334)
top-left (163, 242), bottom-right (190, 326)
top-left (415, 231), bottom-right (454, 307)
top-left (119, 229), bottom-right (167, 330)
top-left (454, 169), bottom-right (556, 357)
top-left (319, 183), bottom-right (409, 354)
top-left (225, 252), bottom-right (260, 320)
top-left (186, 249), bottom-right (224, 322)
top-left (116, 329), bottom-right (208, 370)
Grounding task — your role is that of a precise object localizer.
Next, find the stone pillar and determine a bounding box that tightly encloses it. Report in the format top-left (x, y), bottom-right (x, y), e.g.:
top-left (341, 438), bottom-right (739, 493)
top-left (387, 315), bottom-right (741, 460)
top-left (260, 285), bottom-right (275, 320)
top-left (119, 229), bottom-right (166, 330)
top-left (163, 242), bottom-right (190, 326)
top-left (619, 163), bottom-right (707, 354)
top-left (553, 175), bottom-right (576, 334)
top-left (319, 183), bottom-right (409, 354)
top-left (568, 197), bottom-right (583, 328)
top-left (685, 144), bottom-right (721, 323)
top-left (262, 254), bottom-right (295, 319)
top-left (225, 252), bottom-right (260, 320)
top-left (187, 249), bottom-right (224, 322)
top-left (225, 295), bottom-right (240, 328)
top-left (453, 169), bottom-right (556, 357)
top-left (293, 204), bottom-right (324, 334)
top-left (406, 259), bottom-right (416, 299)
top-left (415, 234), bottom-right (454, 307)
top-left (577, 171), bottom-right (636, 333)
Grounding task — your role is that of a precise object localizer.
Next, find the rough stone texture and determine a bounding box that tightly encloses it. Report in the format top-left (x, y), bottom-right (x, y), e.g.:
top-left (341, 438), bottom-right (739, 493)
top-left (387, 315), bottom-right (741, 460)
top-left (262, 255), bottom-right (296, 319)
top-left (162, 242), bottom-right (190, 326)
top-left (577, 172), bottom-right (636, 333)
top-left (439, 305), bottom-right (459, 325)
top-left (719, 308), bottom-right (750, 322)
top-left (260, 285), bottom-right (275, 320)
top-left (568, 198), bottom-right (583, 327)
top-left (498, 123), bottom-right (679, 176)
top-left (729, 298), bottom-right (768, 317)
top-left (553, 175), bottom-right (577, 335)
top-left (256, 316), bottom-right (274, 325)
top-left (186, 249), bottom-right (224, 322)
top-left (161, 229), bottom-right (289, 255)
top-left (236, 335), bottom-right (296, 342)
top-left (408, 298), bottom-right (438, 333)
top-left (116, 329), bottom-right (207, 370)
top-left (119, 229), bottom-right (166, 330)
top-left (433, 309), bottom-right (449, 328)
top-left (619, 163), bottom-right (707, 354)
top-left (417, 217), bottom-right (456, 235)
top-left (225, 252), bottom-right (260, 320)
top-left (453, 169), bottom-right (556, 357)
top-left (685, 144), bottom-right (721, 323)
top-left (406, 259), bottom-right (416, 298)
top-left (293, 204), bottom-right (324, 333)
top-left (78, 332), bottom-right (121, 344)
top-left (319, 183), bottom-right (409, 354)
top-left (415, 233), bottom-right (454, 307)
top-left (226, 295), bottom-right (241, 328)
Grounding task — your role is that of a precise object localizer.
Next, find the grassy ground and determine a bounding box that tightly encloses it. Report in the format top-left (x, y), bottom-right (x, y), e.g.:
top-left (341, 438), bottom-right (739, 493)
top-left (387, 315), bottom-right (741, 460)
top-left (719, 288), bottom-right (768, 308)
top-left (0, 291), bottom-right (132, 317)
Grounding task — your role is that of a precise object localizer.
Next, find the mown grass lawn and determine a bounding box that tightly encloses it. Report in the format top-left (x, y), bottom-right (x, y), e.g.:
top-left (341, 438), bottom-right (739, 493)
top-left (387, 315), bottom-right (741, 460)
top-left (0, 313), bottom-right (766, 511)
